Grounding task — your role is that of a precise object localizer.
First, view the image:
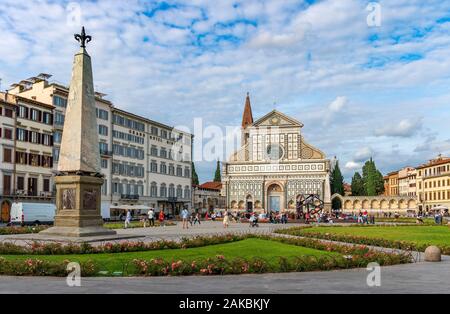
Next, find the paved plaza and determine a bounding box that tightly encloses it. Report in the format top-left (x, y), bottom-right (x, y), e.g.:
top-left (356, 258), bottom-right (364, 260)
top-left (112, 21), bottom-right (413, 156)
top-left (0, 221), bottom-right (448, 294)
top-left (0, 221), bottom-right (301, 245)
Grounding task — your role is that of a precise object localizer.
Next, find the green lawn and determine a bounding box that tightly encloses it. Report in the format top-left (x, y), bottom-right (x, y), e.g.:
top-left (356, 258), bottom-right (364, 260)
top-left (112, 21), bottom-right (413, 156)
top-left (1, 238), bottom-right (336, 273)
top-left (301, 225), bottom-right (450, 247)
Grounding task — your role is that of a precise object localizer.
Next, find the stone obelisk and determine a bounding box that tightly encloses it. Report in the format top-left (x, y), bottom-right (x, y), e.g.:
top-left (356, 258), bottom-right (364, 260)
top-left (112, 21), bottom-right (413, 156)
top-left (42, 27), bottom-right (116, 237)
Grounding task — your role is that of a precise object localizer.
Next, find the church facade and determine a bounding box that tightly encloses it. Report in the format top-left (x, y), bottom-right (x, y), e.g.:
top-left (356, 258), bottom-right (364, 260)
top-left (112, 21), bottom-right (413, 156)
top-left (222, 94), bottom-right (332, 214)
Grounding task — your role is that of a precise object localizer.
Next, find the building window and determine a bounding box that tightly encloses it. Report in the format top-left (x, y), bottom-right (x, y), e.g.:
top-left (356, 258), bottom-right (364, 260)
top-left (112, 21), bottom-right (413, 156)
top-left (99, 142), bottom-right (109, 154)
top-left (160, 184), bottom-right (167, 197)
top-left (160, 148), bottom-right (167, 158)
top-left (53, 148), bottom-right (60, 162)
top-left (184, 186), bottom-right (190, 199)
top-left (4, 108), bottom-right (13, 118)
top-left (42, 112), bottom-right (53, 125)
top-left (54, 131), bottom-right (62, 143)
top-left (54, 112), bottom-right (65, 125)
top-left (96, 108), bottom-right (109, 120)
top-left (53, 96), bottom-right (67, 108)
top-left (176, 166), bottom-right (183, 177)
top-left (99, 125), bottom-right (108, 136)
top-left (176, 185), bottom-right (183, 198)
top-left (3, 148), bottom-right (12, 163)
top-left (150, 183), bottom-right (157, 197)
top-left (151, 146), bottom-right (158, 156)
top-left (30, 109), bottom-right (41, 121)
top-left (43, 178), bottom-right (50, 193)
top-left (18, 106), bottom-right (28, 118)
top-left (150, 161), bottom-right (157, 173)
top-left (17, 176), bottom-right (25, 191)
top-left (160, 162), bottom-right (167, 174)
top-left (168, 164), bottom-right (175, 176)
top-left (169, 184), bottom-right (175, 197)
top-left (3, 128), bottom-right (13, 140)
top-left (101, 159), bottom-right (108, 169)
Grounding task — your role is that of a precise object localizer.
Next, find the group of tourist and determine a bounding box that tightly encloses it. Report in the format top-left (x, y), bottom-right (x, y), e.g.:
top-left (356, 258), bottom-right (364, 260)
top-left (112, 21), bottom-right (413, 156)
top-left (122, 208), bottom-right (166, 229)
top-left (355, 210), bottom-right (376, 224)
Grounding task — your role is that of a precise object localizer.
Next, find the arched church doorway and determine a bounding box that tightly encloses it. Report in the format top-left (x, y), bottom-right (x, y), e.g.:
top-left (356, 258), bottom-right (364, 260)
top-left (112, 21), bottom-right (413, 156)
top-left (246, 195), bottom-right (253, 212)
top-left (267, 184), bottom-right (283, 213)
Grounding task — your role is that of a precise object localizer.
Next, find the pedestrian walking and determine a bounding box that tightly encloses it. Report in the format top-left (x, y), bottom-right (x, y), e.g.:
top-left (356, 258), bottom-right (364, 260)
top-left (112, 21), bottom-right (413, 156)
top-left (181, 208), bottom-right (189, 229)
top-left (124, 210), bottom-right (132, 229)
top-left (159, 210), bottom-right (165, 227)
top-left (148, 208), bottom-right (155, 227)
top-left (223, 211), bottom-right (230, 229)
top-left (193, 212), bottom-right (201, 225)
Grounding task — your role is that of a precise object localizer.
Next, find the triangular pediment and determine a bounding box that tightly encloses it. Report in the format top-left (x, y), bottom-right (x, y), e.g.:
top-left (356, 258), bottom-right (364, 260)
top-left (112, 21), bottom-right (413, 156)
top-left (252, 110), bottom-right (304, 128)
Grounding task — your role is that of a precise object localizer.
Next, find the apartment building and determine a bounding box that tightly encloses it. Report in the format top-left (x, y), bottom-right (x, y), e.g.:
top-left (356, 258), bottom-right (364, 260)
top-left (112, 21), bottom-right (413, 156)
top-left (2, 74), bottom-right (193, 219)
top-left (398, 167), bottom-right (417, 197)
top-left (416, 155), bottom-right (450, 212)
top-left (384, 171), bottom-right (399, 196)
top-left (0, 92), bottom-right (55, 222)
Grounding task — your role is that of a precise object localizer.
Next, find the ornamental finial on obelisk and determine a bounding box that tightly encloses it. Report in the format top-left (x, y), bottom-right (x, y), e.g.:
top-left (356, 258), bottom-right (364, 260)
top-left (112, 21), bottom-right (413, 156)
top-left (74, 26), bottom-right (92, 48)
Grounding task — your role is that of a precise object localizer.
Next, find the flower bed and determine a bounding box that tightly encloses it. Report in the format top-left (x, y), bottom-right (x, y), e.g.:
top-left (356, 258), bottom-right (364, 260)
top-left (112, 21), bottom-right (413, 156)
top-left (0, 226), bottom-right (49, 235)
top-left (0, 234), bottom-right (248, 255)
top-left (0, 234), bottom-right (412, 277)
top-left (276, 226), bottom-right (450, 255)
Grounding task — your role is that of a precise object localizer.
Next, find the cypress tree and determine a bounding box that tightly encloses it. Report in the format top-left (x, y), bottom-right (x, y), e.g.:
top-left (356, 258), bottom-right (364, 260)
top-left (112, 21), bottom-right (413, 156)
top-left (214, 160), bottom-right (222, 182)
top-left (330, 160), bottom-right (345, 196)
top-left (192, 162), bottom-right (199, 186)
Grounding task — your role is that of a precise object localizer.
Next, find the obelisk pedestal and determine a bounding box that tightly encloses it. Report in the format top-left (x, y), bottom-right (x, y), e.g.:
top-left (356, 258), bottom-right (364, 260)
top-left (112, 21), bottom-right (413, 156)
top-left (42, 176), bottom-right (115, 237)
top-left (41, 27), bottom-right (115, 237)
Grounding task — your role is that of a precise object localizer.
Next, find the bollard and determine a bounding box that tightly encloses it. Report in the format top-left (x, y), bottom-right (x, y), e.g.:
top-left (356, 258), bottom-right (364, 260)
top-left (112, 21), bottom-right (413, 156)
top-left (424, 246), bottom-right (441, 262)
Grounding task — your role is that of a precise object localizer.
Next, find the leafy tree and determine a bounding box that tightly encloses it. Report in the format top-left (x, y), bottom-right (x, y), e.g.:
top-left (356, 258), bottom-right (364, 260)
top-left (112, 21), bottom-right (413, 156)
top-left (362, 158), bottom-right (385, 196)
top-left (214, 160), bottom-right (222, 182)
top-left (192, 162), bottom-right (199, 186)
top-left (351, 172), bottom-right (365, 196)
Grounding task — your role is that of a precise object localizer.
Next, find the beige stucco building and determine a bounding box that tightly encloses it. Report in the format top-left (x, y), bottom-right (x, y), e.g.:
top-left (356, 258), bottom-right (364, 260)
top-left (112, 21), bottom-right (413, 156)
top-left (416, 155), bottom-right (450, 212)
top-left (0, 91), bottom-right (55, 222)
top-left (398, 167), bottom-right (417, 197)
top-left (222, 94), bottom-right (332, 214)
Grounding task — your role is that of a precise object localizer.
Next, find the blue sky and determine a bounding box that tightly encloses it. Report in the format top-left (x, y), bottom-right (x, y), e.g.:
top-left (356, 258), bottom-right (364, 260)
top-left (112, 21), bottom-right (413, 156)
top-left (1, 0), bottom-right (450, 183)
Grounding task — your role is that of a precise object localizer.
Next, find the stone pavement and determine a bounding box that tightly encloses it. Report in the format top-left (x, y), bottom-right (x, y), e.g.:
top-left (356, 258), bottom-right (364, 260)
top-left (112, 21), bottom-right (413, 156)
top-left (0, 221), bottom-right (301, 246)
top-left (0, 255), bottom-right (448, 294)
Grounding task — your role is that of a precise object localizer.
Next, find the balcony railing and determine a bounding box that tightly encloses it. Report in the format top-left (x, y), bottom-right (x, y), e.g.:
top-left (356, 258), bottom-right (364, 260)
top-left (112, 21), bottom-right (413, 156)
top-left (0, 190), bottom-right (55, 200)
top-left (100, 150), bottom-right (113, 156)
top-left (120, 194), bottom-right (140, 200)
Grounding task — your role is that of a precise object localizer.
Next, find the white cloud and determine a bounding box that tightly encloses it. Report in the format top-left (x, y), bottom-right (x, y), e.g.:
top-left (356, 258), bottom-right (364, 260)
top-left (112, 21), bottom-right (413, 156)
top-left (345, 161), bottom-right (363, 171)
top-left (354, 147), bottom-right (373, 162)
top-left (375, 118), bottom-right (422, 137)
top-left (328, 96), bottom-right (347, 112)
